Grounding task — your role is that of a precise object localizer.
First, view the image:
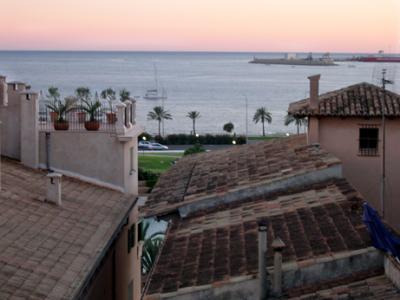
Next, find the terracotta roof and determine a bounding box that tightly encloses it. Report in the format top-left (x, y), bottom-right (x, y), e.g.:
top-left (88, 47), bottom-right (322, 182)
top-left (288, 82), bottom-right (400, 117)
top-left (0, 158), bottom-right (135, 300)
top-left (288, 275), bottom-right (400, 299)
top-left (143, 135), bottom-right (341, 218)
top-left (145, 178), bottom-right (372, 296)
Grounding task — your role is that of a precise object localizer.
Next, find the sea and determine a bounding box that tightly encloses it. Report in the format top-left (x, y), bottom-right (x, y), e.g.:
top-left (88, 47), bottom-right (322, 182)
top-left (1, 51), bottom-right (399, 135)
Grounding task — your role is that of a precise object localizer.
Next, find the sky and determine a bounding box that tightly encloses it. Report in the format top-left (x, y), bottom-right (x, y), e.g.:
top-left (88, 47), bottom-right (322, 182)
top-left (0, 0), bottom-right (399, 52)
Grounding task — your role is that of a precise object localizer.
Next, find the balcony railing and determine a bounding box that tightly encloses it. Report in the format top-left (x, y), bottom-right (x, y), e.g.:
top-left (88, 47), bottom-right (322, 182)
top-left (39, 99), bottom-right (136, 134)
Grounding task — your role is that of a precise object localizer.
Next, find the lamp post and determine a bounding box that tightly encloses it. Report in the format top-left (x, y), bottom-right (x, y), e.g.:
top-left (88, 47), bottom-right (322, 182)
top-left (142, 136), bottom-right (146, 155)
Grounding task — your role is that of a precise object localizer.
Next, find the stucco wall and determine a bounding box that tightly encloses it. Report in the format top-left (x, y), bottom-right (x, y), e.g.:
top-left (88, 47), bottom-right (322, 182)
top-left (316, 117), bottom-right (400, 230)
top-left (85, 203), bottom-right (141, 300)
top-left (0, 82), bottom-right (25, 159)
top-left (38, 131), bottom-right (135, 192)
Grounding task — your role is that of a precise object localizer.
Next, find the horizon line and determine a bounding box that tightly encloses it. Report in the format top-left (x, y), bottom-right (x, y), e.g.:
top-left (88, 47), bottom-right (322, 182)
top-left (0, 49), bottom-right (394, 55)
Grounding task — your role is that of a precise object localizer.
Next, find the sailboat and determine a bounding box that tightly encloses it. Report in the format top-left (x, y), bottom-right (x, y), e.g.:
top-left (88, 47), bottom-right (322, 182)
top-left (144, 65), bottom-right (168, 100)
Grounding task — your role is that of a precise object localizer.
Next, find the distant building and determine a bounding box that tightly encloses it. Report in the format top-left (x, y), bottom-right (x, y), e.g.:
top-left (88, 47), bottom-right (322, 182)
top-left (289, 76), bottom-right (400, 231)
top-left (0, 75), bottom-right (143, 300)
top-left (142, 137), bottom-right (400, 299)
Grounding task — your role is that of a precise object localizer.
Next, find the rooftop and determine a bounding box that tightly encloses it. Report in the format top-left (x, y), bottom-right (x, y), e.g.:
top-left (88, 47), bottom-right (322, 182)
top-left (288, 82), bottom-right (400, 117)
top-left (143, 135), bottom-right (342, 218)
top-left (288, 275), bottom-right (400, 299)
top-left (145, 178), bottom-right (372, 296)
top-left (0, 158), bottom-right (136, 299)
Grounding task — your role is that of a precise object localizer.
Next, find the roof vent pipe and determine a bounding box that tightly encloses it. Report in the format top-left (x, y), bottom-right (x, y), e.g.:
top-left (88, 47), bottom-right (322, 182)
top-left (308, 74), bottom-right (321, 112)
top-left (272, 237), bottom-right (286, 297)
top-left (46, 173), bottom-right (62, 206)
top-left (258, 219), bottom-right (269, 300)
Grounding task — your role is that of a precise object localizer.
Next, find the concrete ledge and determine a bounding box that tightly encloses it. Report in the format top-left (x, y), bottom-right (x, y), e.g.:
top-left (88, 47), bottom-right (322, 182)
top-left (39, 164), bottom-right (125, 193)
top-left (145, 275), bottom-right (258, 300)
top-left (179, 164), bottom-right (342, 218)
top-left (280, 247), bottom-right (383, 290)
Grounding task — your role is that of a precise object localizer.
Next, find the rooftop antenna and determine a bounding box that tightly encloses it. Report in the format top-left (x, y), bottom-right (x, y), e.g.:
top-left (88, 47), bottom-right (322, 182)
top-left (372, 64), bottom-right (396, 218)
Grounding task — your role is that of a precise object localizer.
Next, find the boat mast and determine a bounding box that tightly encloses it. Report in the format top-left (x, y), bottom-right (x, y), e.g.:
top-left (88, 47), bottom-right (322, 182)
top-left (154, 64), bottom-right (159, 92)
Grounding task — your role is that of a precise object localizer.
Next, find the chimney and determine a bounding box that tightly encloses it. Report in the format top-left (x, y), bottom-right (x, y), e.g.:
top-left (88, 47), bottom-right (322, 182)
top-left (272, 237), bottom-right (286, 297)
top-left (46, 173), bottom-right (62, 206)
top-left (258, 219), bottom-right (268, 300)
top-left (0, 75), bottom-right (7, 106)
top-left (308, 74), bottom-right (321, 112)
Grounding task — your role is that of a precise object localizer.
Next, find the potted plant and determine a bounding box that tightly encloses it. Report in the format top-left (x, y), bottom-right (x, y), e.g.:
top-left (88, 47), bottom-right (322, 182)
top-left (101, 88), bottom-right (117, 124)
top-left (75, 87), bottom-right (91, 123)
top-left (119, 88), bottom-right (131, 102)
top-left (46, 97), bottom-right (76, 130)
top-left (81, 99), bottom-right (102, 131)
top-left (46, 86), bottom-right (60, 123)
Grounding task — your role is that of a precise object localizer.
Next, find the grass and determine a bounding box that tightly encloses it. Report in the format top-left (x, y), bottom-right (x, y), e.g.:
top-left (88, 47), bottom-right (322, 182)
top-left (139, 153), bottom-right (183, 173)
top-left (248, 134), bottom-right (285, 141)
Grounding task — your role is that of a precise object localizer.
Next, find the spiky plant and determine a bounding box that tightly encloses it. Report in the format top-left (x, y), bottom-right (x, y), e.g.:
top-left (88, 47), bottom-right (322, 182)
top-left (101, 88), bottom-right (116, 113)
top-left (46, 97), bottom-right (76, 122)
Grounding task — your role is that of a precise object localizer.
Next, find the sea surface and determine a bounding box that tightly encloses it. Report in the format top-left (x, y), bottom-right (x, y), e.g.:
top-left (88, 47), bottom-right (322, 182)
top-left (1, 51), bottom-right (399, 135)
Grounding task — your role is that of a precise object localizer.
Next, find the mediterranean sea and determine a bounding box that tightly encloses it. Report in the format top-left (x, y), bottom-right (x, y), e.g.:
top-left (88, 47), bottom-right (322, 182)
top-left (1, 51), bottom-right (398, 135)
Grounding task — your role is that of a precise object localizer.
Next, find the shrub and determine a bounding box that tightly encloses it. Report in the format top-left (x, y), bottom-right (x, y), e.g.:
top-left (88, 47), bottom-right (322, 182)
top-left (138, 168), bottom-right (159, 189)
top-left (154, 134), bottom-right (246, 145)
top-left (184, 144), bottom-right (206, 156)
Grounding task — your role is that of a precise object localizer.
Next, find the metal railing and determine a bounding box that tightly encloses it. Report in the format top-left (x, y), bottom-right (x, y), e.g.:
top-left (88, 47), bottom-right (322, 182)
top-left (39, 100), bottom-right (136, 133)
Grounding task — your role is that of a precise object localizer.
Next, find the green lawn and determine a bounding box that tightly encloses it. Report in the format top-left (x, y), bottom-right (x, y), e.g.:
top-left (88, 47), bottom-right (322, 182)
top-left (248, 135), bottom-right (285, 141)
top-left (139, 153), bottom-right (182, 173)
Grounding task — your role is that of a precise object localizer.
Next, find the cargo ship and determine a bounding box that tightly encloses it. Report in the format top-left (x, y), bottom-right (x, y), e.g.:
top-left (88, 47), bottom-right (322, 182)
top-left (250, 53), bottom-right (336, 66)
top-left (350, 51), bottom-right (400, 63)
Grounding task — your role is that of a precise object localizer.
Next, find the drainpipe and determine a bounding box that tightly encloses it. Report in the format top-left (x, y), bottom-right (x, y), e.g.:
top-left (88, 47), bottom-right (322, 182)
top-left (45, 132), bottom-right (51, 171)
top-left (272, 237), bottom-right (286, 297)
top-left (258, 219), bottom-right (268, 300)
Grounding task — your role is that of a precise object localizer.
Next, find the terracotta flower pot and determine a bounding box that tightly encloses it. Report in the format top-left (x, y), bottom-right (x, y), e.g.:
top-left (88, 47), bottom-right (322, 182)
top-left (54, 121), bottom-right (69, 131)
top-left (106, 112), bottom-right (117, 124)
top-left (84, 120), bottom-right (100, 131)
top-left (49, 112), bottom-right (58, 123)
top-left (77, 112), bottom-right (86, 123)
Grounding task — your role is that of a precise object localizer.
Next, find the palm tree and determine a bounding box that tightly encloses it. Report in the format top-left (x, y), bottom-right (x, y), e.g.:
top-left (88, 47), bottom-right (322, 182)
top-left (284, 113), bottom-right (307, 135)
top-left (187, 111), bottom-right (200, 135)
top-left (253, 107), bottom-right (272, 136)
top-left (147, 106), bottom-right (172, 136)
top-left (139, 221), bottom-right (165, 274)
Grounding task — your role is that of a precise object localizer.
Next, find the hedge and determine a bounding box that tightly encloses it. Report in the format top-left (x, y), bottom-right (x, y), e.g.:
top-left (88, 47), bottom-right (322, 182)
top-left (139, 133), bottom-right (246, 145)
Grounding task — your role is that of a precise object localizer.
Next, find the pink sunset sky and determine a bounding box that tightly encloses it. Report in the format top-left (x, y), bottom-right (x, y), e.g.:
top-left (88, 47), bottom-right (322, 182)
top-left (1, 0), bottom-right (399, 52)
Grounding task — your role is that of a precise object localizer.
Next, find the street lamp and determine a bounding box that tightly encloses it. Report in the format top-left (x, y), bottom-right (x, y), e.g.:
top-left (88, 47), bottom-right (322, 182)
top-left (232, 140), bottom-right (237, 145)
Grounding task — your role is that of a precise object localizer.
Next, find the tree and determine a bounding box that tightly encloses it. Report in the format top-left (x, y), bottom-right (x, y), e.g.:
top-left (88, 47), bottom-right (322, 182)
top-left (147, 106), bottom-right (172, 137)
top-left (253, 107), bottom-right (272, 136)
top-left (284, 113), bottom-right (307, 135)
top-left (187, 111), bottom-right (200, 135)
top-left (140, 221), bottom-right (165, 274)
top-left (223, 122), bottom-right (234, 134)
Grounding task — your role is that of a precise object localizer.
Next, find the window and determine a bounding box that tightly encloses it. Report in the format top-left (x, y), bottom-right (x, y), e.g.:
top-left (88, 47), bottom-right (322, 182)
top-left (359, 127), bottom-right (379, 156)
